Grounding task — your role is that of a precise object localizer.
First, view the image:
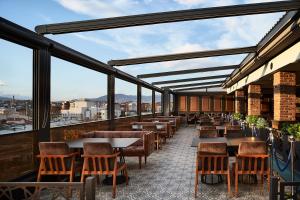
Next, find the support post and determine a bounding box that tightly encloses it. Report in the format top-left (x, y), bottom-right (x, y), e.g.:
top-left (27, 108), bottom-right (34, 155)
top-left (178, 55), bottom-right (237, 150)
top-left (107, 74), bottom-right (115, 130)
top-left (32, 48), bottom-right (51, 167)
top-left (162, 89), bottom-right (170, 116)
top-left (235, 90), bottom-right (245, 114)
top-left (174, 94), bottom-right (179, 115)
top-left (247, 84), bottom-right (261, 116)
top-left (137, 85), bottom-right (141, 121)
top-left (152, 90), bottom-right (155, 117)
top-left (272, 72), bottom-right (296, 129)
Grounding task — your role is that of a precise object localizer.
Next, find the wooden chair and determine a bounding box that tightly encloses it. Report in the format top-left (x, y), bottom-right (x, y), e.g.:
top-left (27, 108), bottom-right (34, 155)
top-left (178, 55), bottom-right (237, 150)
top-left (195, 142), bottom-right (230, 197)
top-left (198, 126), bottom-right (218, 138)
top-left (81, 142), bottom-right (128, 198)
top-left (225, 125), bottom-right (242, 138)
top-left (37, 142), bottom-right (78, 182)
top-left (234, 141), bottom-right (270, 195)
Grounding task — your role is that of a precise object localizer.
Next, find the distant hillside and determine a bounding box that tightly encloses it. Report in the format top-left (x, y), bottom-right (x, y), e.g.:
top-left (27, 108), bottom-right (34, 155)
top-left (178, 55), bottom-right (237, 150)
top-left (0, 95), bottom-right (31, 100)
top-left (96, 94), bottom-right (161, 103)
top-left (0, 96), bottom-right (11, 101)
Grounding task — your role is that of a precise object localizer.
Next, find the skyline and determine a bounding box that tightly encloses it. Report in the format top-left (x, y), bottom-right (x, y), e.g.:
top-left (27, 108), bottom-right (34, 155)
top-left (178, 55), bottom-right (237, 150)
top-left (0, 0), bottom-right (285, 99)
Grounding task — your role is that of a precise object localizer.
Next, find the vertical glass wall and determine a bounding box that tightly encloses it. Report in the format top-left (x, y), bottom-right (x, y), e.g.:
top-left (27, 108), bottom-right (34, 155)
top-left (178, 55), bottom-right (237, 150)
top-left (51, 57), bottom-right (107, 127)
top-left (155, 92), bottom-right (162, 113)
top-left (115, 78), bottom-right (137, 118)
top-left (141, 87), bottom-right (152, 115)
top-left (170, 94), bottom-right (174, 114)
top-left (0, 39), bottom-right (33, 135)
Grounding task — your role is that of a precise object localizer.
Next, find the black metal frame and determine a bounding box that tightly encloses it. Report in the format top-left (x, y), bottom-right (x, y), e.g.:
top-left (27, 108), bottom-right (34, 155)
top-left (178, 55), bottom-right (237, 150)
top-left (35, 1), bottom-right (300, 34)
top-left (173, 84), bottom-right (222, 92)
top-left (152, 74), bottom-right (230, 85)
top-left (137, 65), bottom-right (238, 78)
top-left (108, 47), bottom-right (255, 66)
top-left (163, 80), bottom-right (224, 89)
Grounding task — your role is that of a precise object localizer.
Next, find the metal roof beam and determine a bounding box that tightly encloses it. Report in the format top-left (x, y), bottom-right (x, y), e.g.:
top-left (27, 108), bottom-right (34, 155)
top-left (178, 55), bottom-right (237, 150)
top-left (152, 74), bottom-right (229, 85)
top-left (35, 1), bottom-right (300, 34)
top-left (163, 80), bottom-right (224, 89)
top-left (137, 65), bottom-right (238, 78)
top-left (108, 47), bottom-right (255, 66)
top-left (173, 84), bottom-right (222, 92)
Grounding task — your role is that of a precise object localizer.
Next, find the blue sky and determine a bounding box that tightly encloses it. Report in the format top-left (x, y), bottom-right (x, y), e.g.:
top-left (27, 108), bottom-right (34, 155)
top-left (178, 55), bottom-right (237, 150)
top-left (0, 0), bottom-right (285, 100)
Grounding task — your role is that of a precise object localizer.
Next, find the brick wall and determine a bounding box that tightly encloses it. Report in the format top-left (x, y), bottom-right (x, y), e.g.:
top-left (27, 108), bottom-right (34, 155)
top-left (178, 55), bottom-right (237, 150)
top-left (273, 72), bottom-right (296, 121)
top-left (214, 96), bottom-right (222, 112)
top-left (190, 96), bottom-right (199, 112)
top-left (225, 95), bottom-right (234, 112)
top-left (248, 84), bottom-right (261, 116)
top-left (202, 96), bottom-right (210, 112)
top-left (235, 90), bottom-right (245, 113)
top-left (179, 96), bottom-right (187, 111)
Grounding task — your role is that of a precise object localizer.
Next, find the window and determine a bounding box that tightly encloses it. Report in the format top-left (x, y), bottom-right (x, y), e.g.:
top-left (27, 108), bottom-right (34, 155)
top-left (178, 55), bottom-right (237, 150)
top-left (0, 39), bottom-right (33, 134)
top-left (170, 94), bottom-right (174, 113)
top-left (115, 79), bottom-right (137, 118)
top-left (155, 92), bottom-right (162, 113)
top-left (51, 57), bottom-right (107, 127)
top-left (141, 87), bottom-right (152, 115)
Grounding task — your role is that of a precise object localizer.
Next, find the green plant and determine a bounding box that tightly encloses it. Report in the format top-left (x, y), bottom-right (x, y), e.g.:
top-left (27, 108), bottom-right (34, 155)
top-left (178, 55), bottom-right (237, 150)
top-left (280, 122), bottom-right (290, 134)
top-left (245, 115), bottom-right (258, 126)
top-left (281, 123), bottom-right (300, 139)
top-left (256, 117), bottom-right (268, 129)
top-left (287, 123), bottom-right (300, 139)
top-left (232, 113), bottom-right (243, 121)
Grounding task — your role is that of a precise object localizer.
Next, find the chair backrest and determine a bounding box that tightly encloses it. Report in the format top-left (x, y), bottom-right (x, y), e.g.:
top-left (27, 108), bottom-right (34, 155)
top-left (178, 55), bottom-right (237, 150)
top-left (83, 143), bottom-right (113, 155)
top-left (197, 142), bottom-right (228, 173)
top-left (236, 141), bottom-right (269, 173)
top-left (198, 129), bottom-right (218, 138)
top-left (225, 129), bottom-right (243, 138)
top-left (82, 143), bottom-right (116, 172)
top-left (38, 142), bottom-right (73, 173)
top-left (39, 142), bottom-right (70, 155)
top-left (238, 141), bottom-right (267, 155)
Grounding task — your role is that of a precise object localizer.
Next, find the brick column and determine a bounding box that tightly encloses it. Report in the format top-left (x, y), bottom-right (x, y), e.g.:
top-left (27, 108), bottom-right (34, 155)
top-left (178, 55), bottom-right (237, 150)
top-left (235, 90), bottom-right (245, 114)
top-left (248, 84), bottom-right (261, 116)
top-left (272, 72), bottom-right (296, 129)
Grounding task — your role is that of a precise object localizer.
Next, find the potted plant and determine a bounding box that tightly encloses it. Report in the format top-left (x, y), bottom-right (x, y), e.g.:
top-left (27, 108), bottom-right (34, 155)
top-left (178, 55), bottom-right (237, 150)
top-left (245, 115), bottom-right (259, 137)
top-left (279, 123), bottom-right (300, 172)
top-left (256, 117), bottom-right (269, 140)
top-left (232, 113), bottom-right (243, 125)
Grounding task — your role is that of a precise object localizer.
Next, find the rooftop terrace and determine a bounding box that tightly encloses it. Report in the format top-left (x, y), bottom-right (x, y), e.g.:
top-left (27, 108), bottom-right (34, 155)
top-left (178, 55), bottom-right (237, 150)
top-left (0, 1), bottom-right (300, 199)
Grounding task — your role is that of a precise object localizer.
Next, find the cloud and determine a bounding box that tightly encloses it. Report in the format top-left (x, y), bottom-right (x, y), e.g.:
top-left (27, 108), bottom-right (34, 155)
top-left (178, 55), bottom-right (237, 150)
top-left (55, 0), bottom-right (141, 18)
top-left (174, 0), bottom-right (208, 6)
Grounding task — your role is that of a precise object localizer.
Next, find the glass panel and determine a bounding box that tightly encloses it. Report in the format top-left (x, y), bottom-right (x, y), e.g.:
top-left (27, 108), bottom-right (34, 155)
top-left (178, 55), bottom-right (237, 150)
top-left (0, 39), bottom-right (33, 135)
top-left (115, 79), bottom-right (137, 118)
top-left (141, 87), bottom-right (152, 115)
top-left (170, 94), bottom-right (174, 113)
top-left (51, 57), bottom-right (107, 127)
top-left (155, 92), bottom-right (162, 113)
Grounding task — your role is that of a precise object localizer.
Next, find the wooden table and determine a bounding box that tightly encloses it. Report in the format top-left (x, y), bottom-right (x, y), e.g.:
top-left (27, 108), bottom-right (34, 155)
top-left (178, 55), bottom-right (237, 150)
top-left (67, 138), bottom-right (140, 149)
top-left (191, 136), bottom-right (263, 147)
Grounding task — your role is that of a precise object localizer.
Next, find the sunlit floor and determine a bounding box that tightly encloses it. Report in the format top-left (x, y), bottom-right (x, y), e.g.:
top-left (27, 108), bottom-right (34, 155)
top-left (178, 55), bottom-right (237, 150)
top-left (41, 126), bottom-right (269, 200)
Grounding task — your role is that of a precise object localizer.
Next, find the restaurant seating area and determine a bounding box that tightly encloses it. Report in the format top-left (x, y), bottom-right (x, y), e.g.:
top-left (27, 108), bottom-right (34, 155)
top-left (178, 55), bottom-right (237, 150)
top-left (1, 1), bottom-right (300, 199)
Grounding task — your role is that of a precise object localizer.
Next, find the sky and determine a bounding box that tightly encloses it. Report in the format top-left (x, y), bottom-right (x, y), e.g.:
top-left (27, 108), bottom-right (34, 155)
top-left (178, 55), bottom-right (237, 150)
top-left (0, 0), bottom-right (285, 100)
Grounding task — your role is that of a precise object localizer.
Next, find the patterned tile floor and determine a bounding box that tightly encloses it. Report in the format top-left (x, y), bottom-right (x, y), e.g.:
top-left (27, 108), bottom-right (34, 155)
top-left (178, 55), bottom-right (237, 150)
top-left (95, 126), bottom-right (269, 200)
